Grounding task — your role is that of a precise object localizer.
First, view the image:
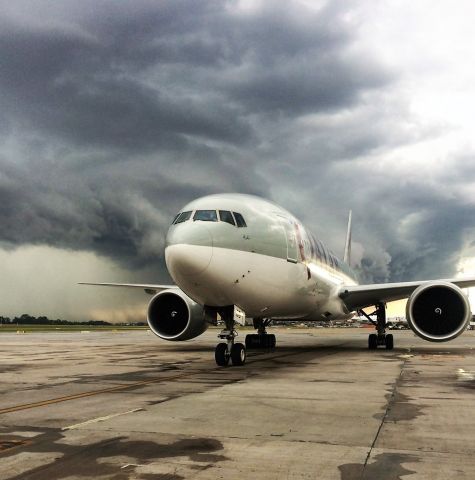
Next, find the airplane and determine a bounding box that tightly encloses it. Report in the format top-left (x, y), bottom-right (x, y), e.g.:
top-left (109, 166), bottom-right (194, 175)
top-left (81, 193), bottom-right (475, 366)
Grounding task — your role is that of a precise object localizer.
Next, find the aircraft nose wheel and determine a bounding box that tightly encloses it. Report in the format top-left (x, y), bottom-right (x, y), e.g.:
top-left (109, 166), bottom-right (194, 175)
top-left (215, 343), bottom-right (230, 366)
top-left (231, 343), bottom-right (246, 365)
top-left (215, 342), bottom-right (247, 366)
top-left (215, 308), bottom-right (247, 367)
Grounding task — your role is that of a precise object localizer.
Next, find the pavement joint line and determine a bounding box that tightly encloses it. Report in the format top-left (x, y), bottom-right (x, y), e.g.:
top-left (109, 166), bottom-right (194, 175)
top-left (361, 351), bottom-right (410, 476)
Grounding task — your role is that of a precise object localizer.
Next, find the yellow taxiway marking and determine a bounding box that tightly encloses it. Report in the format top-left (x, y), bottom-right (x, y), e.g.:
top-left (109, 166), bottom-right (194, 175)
top-left (0, 371), bottom-right (196, 415)
top-left (0, 345), bottom-right (339, 415)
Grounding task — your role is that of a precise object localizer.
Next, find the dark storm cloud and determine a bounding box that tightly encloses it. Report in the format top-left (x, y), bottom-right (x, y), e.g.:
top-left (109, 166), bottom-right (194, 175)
top-left (0, 22), bottom-right (253, 150)
top-left (0, 0), bottom-right (391, 150)
top-left (379, 183), bottom-right (475, 282)
top-left (2, 0), bottom-right (466, 284)
top-left (292, 157), bottom-right (475, 284)
top-left (0, 147), bottom-right (265, 270)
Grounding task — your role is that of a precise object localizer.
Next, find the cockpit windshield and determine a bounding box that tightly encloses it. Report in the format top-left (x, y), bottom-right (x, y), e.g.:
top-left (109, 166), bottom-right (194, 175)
top-left (233, 212), bottom-right (247, 227)
top-left (193, 210), bottom-right (218, 222)
top-left (172, 209), bottom-right (247, 227)
top-left (219, 210), bottom-right (235, 226)
top-left (173, 211), bottom-right (192, 224)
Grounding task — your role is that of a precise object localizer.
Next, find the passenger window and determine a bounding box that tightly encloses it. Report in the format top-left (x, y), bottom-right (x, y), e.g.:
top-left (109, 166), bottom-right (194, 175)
top-left (193, 210), bottom-right (218, 222)
top-left (174, 211), bottom-right (192, 224)
top-left (233, 212), bottom-right (247, 227)
top-left (219, 210), bottom-right (236, 226)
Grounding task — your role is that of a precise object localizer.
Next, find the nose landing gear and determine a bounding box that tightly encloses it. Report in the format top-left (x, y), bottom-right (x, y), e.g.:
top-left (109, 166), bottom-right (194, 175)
top-left (214, 306), bottom-right (246, 366)
top-left (212, 311), bottom-right (276, 365)
top-left (215, 330), bottom-right (246, 366)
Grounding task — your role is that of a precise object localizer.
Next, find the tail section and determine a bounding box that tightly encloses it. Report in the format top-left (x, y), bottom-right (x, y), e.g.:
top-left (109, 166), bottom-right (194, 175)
top-left (343, 210), bottom-right (352, 265)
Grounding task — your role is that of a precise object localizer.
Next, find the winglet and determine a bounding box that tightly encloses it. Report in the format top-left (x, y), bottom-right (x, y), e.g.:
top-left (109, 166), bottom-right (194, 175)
top-left (343, 210), bottom-right (352, 265)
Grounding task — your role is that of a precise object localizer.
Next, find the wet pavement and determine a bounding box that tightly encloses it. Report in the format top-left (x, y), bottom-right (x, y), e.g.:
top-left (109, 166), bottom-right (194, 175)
top-left (1, 327), bottom-right (475, 479)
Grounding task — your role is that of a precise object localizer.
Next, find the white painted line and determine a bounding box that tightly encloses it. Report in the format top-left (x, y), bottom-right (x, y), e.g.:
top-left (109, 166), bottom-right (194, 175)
top-left (8, 431), bottom-right (41, 438)
top-left (121, 464), bottom-right (146, 469)
top-left (457, 368), bottom-right (475, 381)
top-left (62, 408), bottom-right (143, 431)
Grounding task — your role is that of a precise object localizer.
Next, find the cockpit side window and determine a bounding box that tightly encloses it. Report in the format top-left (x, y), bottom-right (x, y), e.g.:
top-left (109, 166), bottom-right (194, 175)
top-left (174, 211), bottom-right (192, 224)
top-left (233, 212), bottom-right (247, 227)
top-left (219, 210), bottom-right (235, 226)
top-left (193, 210), bottom-right (218, 222)
top-left (172, 213), bottom-right (180, 224)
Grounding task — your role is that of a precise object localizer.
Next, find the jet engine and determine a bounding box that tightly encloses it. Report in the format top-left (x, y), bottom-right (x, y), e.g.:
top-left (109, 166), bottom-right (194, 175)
top-left (147, 289), bottom-right (207, 341)
top-left (406, 282), bottom-right (471, 342)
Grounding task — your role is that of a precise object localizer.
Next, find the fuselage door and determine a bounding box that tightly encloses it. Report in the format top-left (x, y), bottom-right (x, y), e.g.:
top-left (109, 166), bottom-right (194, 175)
top-left (279, 216), bottom-right (298, 263)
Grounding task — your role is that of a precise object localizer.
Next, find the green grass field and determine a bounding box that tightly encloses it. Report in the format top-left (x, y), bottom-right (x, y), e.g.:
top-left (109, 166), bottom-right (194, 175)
top-left (0, 324), bottom-right (365, 334)
top-left (0, 324), bottom-right (149, 333)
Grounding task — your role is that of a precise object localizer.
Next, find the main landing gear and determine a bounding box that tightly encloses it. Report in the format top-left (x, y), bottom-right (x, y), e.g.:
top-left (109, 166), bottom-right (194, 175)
top-left (245, 318), bottom-right (276, 349)
top-left (214, 307), bottom-right (246, 367)
top-left (358, 302), bottom-right (394, 350)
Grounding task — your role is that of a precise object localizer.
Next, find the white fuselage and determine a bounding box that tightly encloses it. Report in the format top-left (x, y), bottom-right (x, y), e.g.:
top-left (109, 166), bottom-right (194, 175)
top-left (165, 194), bottom-right (358, 321)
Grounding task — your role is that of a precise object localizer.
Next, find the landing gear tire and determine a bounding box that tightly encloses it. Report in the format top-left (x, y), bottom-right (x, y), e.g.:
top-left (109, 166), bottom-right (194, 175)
top-left (231, 343), bottom-right (246, 366)
top-left (361, 303), bottom-right (392, 351)
top-left (246, 334), bottom-right (261, 348)
top-left (261, 334), bottom-right (271, 348)
top-left (245, 333), bottom-right (276, 349)
top-left (245, 334), bottom-right (257, 348)
top-left (215, 343), bottom-right (230, 366)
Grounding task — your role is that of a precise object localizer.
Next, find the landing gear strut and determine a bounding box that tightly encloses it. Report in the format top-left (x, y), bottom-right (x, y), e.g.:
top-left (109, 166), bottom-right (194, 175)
top-left (245, 318), bottom-right (276, 349)
top-left (214, 306), bottom-right (246, 367)
top-left (358, 303), bottom-right (393, 350)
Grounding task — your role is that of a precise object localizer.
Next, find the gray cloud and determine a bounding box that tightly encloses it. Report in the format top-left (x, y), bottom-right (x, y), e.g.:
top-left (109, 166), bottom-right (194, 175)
top-left (0, 0), bottom-right (472, 301)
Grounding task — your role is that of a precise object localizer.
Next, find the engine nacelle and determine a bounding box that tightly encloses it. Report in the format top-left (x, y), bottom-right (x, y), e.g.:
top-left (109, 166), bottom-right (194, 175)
top-left (147, 289), bottom-right (207, 341)
top-left (406, 281), bottom-right (471, 342)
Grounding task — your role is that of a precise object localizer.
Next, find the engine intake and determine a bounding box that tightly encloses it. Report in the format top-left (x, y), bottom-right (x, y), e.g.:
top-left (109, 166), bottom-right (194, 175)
top-left (406, 282), bottom-right (471, 342)
top-left (147, 289), bottom-right (207, 341)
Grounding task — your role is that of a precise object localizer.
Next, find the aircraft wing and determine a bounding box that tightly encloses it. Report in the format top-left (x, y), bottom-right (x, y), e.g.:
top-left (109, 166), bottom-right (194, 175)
top-left (339, 277), bottom-right (475, 311)
top-left (78, 282), bottom-right (178, 295)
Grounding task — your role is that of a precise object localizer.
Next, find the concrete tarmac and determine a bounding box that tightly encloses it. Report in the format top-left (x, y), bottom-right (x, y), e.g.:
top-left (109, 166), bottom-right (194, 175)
top-left (1, 327), bottom-right (475, 479)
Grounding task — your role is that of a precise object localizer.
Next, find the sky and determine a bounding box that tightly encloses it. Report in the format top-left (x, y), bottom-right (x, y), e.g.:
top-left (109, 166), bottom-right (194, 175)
top-left (1, 0), bottom-right (475, 322)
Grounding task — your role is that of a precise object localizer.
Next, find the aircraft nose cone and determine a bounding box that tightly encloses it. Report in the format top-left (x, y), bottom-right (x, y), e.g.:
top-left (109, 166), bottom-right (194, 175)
top-left (165, 224), bottom-right (213, 277)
